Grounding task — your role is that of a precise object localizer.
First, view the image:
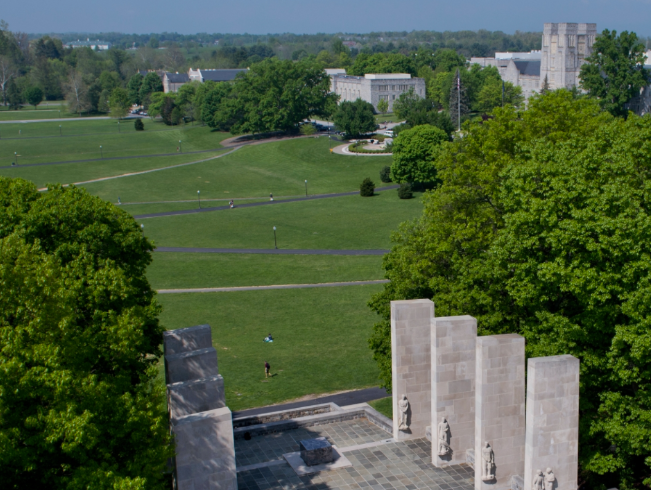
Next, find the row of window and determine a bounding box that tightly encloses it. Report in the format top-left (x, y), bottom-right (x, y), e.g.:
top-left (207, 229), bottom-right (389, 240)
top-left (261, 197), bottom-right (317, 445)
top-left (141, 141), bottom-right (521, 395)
top-left (376, 84), bottom-right (415, 91)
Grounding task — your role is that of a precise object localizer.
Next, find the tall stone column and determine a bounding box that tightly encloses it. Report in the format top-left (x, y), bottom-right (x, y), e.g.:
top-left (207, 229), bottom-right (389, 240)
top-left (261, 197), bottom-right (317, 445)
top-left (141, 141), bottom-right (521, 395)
top-left (475, 334), bottom-right (526, 490)
top-left (431, 315), bottom-right (476, 466)
top-left (391, 299), bottom-right (434, 440)
top-left (524, 355), bottom-right (580, 490)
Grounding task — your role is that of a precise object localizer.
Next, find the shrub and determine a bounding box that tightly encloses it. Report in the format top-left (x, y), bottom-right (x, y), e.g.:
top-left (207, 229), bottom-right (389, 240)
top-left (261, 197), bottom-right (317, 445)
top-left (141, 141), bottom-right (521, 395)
top-left (134, 119), bottom-right (144, 131)
top-left (300, 124), bottom-right (317, 135)
top-left (380, 166), bottom-right (392, 183)
top-left (360, 178), bottom-right (375, 197)
top-left (398, 182), bottom-right (413, 199)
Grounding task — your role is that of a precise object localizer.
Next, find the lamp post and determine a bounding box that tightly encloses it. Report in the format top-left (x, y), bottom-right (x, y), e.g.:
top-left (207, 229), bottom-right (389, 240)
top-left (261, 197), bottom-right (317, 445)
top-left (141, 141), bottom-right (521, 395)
top-left (118, 120), bottom-right (120, 133)
top-left (140, 224), bottom-right (144, 234)
top-left (304, 180), bottom-right (308, 197)
top-left (273, 226), bottom-right (277, 249)
top-left (100, 145), bottom-right (103, 159)
top-left (179, 140), bottom-right (182, 153)
top-left (59, 125), bottom-right (62, 136)
top-left (197, 190), bottom-right (201, 209)
top-left (14, 152), bottom-right (18, 165)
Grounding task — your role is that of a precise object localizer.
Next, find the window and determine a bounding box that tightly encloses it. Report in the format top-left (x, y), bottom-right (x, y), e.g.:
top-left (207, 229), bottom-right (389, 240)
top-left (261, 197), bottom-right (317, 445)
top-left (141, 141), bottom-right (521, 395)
top-left (379, 95), bottom-right (389, 101)
top-left (391, 85), bottom-right (396, 90)
top-left (392, 95), bottom-right (396, 100)
top-left (377, 85), bottom-right (389, 91)
top-left (398, 84), bottom-right (409, 91)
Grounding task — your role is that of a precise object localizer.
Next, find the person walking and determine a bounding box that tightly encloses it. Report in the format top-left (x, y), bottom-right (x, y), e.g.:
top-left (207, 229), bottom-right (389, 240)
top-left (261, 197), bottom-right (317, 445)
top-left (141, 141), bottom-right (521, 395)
top-left (269, 193), bottom-right (274, 202)
top-left (264, 361), bottom-right (271, 378)
top-left (229, 199), bottom-right (234, 208)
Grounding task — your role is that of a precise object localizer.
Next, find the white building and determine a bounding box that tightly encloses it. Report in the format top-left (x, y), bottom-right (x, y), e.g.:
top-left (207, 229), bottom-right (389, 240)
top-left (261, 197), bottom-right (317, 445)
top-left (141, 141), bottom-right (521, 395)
top-left (66, 38), bottom-right (112, 50)
top-left (187, 68), bottom-right (248, 83)
top-left (330, 73), bottom-right (426, 112)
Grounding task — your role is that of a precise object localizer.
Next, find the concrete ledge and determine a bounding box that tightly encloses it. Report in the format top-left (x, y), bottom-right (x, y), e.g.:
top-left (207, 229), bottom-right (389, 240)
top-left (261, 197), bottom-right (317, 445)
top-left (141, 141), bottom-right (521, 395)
top-left (233, 403), bottom-right (338, 428)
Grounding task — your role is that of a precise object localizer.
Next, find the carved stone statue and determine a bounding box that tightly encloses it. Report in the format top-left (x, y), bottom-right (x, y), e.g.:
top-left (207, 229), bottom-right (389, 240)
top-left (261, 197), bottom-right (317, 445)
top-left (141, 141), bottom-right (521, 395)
top-left (437, 417), bottom-right (451, 456)
top-left (544, 468), bottom-right (556, 490)
top-left (481, 442), bottom-right (495, 481)
top-left (532, 469), bottom-right (544, 490)
top-left (398, 395), bottom-right (409, 430)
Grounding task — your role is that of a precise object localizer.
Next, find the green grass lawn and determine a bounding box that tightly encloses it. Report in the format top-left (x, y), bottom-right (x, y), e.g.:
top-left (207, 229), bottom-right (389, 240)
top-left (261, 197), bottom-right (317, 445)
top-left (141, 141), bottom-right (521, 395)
top-left (141, 189), bottom-right (422, 250)
top-left (0, 121), bottom-right (231, 167)
top-left (0, 150), bottom-right (231, 190)
top-left (157, 284), bottom-right (384, 411)
top-left (368, 397), bottom-right (392, 419)
top-left (83, 137), bottom-right (392, 205)
top-left (148, 253), bottom-right (384, 289)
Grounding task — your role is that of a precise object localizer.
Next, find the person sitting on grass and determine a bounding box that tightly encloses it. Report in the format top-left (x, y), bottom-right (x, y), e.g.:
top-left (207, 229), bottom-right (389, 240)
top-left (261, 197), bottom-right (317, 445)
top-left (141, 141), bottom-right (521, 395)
top-left (264, 333), bottom-right (273, 342)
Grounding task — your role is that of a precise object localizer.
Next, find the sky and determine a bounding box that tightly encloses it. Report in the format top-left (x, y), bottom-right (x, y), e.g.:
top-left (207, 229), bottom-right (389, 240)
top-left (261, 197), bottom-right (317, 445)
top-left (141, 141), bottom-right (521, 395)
top-left (3, 0), bottom-right (651, 37)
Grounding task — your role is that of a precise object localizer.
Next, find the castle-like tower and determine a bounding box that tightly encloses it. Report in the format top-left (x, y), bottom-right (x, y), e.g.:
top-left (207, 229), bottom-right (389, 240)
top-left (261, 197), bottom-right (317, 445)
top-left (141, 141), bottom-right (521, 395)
top-left (540, 23), bottom-right (597, 90)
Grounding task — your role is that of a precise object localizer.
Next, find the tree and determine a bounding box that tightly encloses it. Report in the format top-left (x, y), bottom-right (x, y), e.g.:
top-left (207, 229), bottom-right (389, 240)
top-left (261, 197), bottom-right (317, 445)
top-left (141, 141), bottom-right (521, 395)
top-left (127, 73), bottom-right (144, 105)
top-left (139, 72), bottom-right (163, 109)
top-left (540, 75), bottom-right (550, 95)
top-left (432, 48), bottom-right (466, 74)
top-left (0, 178), bottom-right (172, 489)
top-left (476, 78), bottom-right (524, 113)
top-left (392, 88), bottom-right (454, 138)
top-left (580, 29), bottom-right (650, 117)
top-left (377, 98), bottom-right (389, 115)
top-left (360, 178), bottom-right (375, 196)
top-left (23, 86), bottom-right (43, 109)
top-left (109, 87), bottom-right (131, 119)
top-left (0, 55), bottom-right (16, 106)
top-left (134, 118), bottom-right (144, 130)
top-left (449, 69), bottom-right (469, 131)
top-left (65, 70), bottom-right (90, 116)
top-left (160, 95), bottom-right (177, 125)
top-left (349, 53), bottom-right (417, 76)
top-left (390, 124), bottom-right (448, 185)
top-left (5, 79), bottom-right (22, 110)
top-left (201, 82), bottom-right (233, 129)
top-left (333, 99), bottom-right (376, 137)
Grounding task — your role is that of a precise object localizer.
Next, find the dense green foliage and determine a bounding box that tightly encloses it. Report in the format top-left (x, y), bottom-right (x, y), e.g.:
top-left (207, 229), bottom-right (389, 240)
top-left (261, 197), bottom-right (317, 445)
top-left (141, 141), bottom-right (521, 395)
top-left (333, 99), bottom-right (376, 137)
top-left (397, 182), bottom-right (413, 200)
top-left (360, 177), bottom-right (375, 197)
top-left (23, 86), bottom-right (43, 108)
top-left (390, 125), bottom-right (448, 185)
top-left (134, 118), bottom-right (144, 130)
top-left (108, 87), bottom-right (131, 119)
top-left (0, 178), bottom-right (172, 489)
top-left (139, 72), bottom-right (164, 109)
top-left (368, 90), bottom-right (651, 488)
top-left (379, 166), bottom-right (392, 183)
top-left (202, 59), bottom-right (335, 134)
top-left (392, 88), bottom-right (454, 137)
top-left (580, 29), bottom-right (650, 117)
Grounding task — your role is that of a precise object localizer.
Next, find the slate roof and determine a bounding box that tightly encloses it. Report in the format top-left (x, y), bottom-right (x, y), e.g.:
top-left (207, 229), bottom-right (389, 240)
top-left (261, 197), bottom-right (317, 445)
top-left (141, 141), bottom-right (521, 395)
top-left (199, 69), bottom-right (247, 82)
top-left (514, 60), bottom-right (541, 77)
top-left (166, 72), bottom-right (190, 83)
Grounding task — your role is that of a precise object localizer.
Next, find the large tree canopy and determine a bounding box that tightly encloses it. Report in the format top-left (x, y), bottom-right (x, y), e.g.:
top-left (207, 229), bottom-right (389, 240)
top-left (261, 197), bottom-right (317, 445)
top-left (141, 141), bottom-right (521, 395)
top-left (0, 179), bottom-right (172, 489)
top-left (580, 29), bottom-right (650, 117)
top-left (390, 124), bottom-right (448, 185)
top-left (332, 98), bottom-right (376, 137)
top-left (369, 90), bottom-right (651, 488)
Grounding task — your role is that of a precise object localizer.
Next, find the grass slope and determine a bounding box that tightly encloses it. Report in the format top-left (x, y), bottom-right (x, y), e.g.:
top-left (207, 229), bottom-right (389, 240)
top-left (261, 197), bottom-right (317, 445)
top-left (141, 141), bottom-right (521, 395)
top-left (83, 137), bottom-right (392, 205)
top-left (141, 190), bottom-right (422, 250)
top-left (157, 284), bottom-right (384, 411)
top-left (148, 253), bottom-right (384, 289)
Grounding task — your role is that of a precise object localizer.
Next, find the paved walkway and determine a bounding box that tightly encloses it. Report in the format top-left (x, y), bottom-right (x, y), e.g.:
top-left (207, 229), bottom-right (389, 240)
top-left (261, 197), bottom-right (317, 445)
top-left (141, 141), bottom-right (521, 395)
top-left (232, 387), bottom-right (389, 419)
top-left (135, 185), bottom-right (399, 219)
top-left (332, 143), bottom-right (392, 156)
top-left (0, 116), bottom-right (112, 124)
top-left (154, 247), bottom-right (389, 256)
top-left (157, 279), bottom-right (389, 294)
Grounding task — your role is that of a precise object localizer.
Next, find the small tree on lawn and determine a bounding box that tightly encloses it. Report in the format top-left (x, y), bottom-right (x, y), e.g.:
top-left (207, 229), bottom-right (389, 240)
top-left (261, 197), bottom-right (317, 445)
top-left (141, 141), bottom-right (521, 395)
top-left (360, 178), bottom-right (375, 197)
top-left (23, 86), bottom-right (43, 109)
top-left (134, 118), bottom-right (144, 131)
top-left (377, 98), bottom-right (389, 115)
top-left (108, 87), bottom-right (130, 119)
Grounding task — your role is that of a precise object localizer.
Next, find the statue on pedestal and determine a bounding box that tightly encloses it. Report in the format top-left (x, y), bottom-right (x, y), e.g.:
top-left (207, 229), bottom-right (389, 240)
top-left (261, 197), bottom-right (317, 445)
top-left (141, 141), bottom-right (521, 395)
top-left (481, 442), bottom-right (495, 481)
top-left (398, 395), bottom-right (409, 430)
top-left (544, 468), bottom-right (556, 490)
top-left (532, 469), bottom-right (544, 490)
top-left (437, 417), bottom-right (451, 456)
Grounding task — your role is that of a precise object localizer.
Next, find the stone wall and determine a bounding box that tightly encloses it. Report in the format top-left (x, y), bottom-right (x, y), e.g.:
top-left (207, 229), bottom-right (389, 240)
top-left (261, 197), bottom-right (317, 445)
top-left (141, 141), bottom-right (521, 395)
top-left (524, 355), bottom-right (580, 490)
top-left (431, 315), bottom-right (476, 466)
top-left (391, 299), bottom-right (434, 440)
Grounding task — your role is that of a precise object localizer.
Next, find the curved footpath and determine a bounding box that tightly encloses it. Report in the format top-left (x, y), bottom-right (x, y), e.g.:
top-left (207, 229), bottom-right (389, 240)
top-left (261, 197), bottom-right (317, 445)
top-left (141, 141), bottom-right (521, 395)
top-left (135, 185), bottom-right (399, 219)
top-left (156, 279), bottom-right (389, 294)
top-left (333, 143), bottom-right (392, 157)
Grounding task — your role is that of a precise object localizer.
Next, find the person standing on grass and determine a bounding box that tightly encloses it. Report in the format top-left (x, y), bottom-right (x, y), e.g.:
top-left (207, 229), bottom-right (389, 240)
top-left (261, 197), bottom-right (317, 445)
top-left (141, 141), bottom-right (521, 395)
top-left (270, 193), bottom-right (274, 201)
top-left (264, 361), bottom-right (271, 378)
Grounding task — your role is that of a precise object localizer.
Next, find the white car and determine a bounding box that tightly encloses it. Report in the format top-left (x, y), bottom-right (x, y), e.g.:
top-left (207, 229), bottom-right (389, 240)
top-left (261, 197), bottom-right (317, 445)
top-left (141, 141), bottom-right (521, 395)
top-left (384, 130), bottom-right (394, 137)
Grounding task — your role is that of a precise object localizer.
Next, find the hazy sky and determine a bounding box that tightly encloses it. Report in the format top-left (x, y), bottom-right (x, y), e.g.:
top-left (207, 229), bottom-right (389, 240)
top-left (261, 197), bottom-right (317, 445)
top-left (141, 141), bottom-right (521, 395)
top-left (4, 0), bottom-right (651, 36)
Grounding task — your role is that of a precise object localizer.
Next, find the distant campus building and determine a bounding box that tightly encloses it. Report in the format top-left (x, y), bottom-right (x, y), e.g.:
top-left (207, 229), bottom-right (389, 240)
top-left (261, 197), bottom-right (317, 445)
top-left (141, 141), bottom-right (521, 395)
top-left (66, 38), bottom-right (112, 50)
top-left (329, 73), bottom-right (426, 113)
top-left (137, 68), bottom-right (248, 93)
top-left (471, 23), bottom-right (598, 100)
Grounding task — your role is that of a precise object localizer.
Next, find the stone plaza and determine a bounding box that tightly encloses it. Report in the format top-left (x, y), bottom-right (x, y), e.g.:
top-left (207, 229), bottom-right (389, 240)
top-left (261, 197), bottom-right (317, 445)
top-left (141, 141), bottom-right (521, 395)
top-left (164, 299), bottom-right (580, 490)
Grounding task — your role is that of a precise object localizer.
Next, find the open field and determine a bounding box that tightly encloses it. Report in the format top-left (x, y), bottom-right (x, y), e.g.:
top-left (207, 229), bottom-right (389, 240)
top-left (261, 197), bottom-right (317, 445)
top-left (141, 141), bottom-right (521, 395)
top-left (83, 137), bottom-right (392, 206)
top-left (157, 284), bottom-right (384, 411)
top-left (0, 121), bottom-right (230, 167)
top-left (141, 190), bottom-right (422, 250)
top-left (148, 253), bottom-right (384, 289)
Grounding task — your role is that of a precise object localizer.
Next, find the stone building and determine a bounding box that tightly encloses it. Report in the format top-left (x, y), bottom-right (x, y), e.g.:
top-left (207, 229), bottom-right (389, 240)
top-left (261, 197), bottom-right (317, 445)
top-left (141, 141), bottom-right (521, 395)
top-left (470, 23), bottom-right (597, 100)
top-left (330, 73), bottom-right (426, 112)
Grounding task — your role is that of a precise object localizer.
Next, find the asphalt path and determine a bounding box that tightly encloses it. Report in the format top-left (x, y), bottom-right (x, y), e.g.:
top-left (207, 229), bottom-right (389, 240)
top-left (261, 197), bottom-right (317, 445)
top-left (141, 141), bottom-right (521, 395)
top-left (135, 185), bottom-right (399, 219)
top-left (0, 116), bottom-right (112, 124)
top-left (232, 387), bottom-right (390, 418)
top-left (157, 279), bottom-right (389, 294)
top-left (155, 247), bottom-right (389, 255)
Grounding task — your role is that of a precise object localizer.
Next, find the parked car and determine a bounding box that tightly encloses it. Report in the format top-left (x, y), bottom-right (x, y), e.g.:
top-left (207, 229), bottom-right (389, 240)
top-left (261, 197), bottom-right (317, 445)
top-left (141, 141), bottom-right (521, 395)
top-left (384, 130), bottom-right (394, 137)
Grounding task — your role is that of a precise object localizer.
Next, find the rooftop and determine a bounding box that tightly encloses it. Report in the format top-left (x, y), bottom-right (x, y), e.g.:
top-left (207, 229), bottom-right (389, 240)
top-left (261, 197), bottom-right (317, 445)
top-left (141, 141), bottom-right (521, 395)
top-left (364, 73), bottom-right (412, 80)
top-left (514, 60), bottom-right (541, 77)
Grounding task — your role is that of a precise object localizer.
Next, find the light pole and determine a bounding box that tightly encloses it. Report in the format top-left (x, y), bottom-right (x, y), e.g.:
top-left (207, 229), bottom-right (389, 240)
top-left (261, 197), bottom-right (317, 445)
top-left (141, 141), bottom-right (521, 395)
top-left (273, 226), bottom-right (277, 249)
top-left (59, 125), bottom-right (62, 136)
top-left (100, 145), bottom-right (103, 159)
top-left (197, 190), bottom-right (201, 209)
top-left (140, 224), bottom-right (144, 234)
top-left (304, 180), bottom-right (308, 197)
top-left (179, 140), bottom-right (182, 153)
top-left (118, 120), bottom-right (120, 133)
top-left (14, 152), bottom-right (17, 165)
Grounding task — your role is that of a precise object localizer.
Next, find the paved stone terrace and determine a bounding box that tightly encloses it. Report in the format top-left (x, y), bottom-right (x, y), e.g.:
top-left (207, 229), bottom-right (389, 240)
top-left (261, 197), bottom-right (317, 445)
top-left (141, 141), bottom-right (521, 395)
top-left (236, 420), bottom-right (474, 490)
top-left (235, 419), bottom-right (390, 467)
